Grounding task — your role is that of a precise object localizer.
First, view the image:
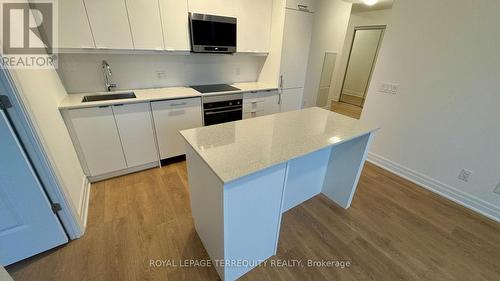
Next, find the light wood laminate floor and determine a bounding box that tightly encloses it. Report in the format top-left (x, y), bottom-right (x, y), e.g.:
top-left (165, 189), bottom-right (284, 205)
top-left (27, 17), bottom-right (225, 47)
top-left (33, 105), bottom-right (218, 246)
top-left (7, 161), bottom-right (500, 280)
top-left (331, 101), bottom-right (362, 119)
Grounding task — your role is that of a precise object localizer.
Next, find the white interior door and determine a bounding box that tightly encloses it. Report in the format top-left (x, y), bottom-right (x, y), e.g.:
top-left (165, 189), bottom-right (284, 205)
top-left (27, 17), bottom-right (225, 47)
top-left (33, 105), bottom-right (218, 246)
top-left (0, 111), bottom-right (67, 266)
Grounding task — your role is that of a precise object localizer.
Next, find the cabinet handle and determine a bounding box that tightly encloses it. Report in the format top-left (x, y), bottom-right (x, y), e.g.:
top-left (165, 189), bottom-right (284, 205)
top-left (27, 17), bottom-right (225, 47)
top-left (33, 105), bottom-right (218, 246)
top-left (169, 102), bottom-right (187, 106)
top-left (278, 93), bottom-right (282, 105)
top-left (298, 4), bottom-right (309, 11)
top-left (98, 105), bottom-right (109, 108)
top-left (250, 99), bottom-right (263, 104)
top-left (114, 104), bottom-right (124, 107)
top-left (279, 75), bottom-right (284, 89)
top-left (250, 91), bottom-right (258, 93)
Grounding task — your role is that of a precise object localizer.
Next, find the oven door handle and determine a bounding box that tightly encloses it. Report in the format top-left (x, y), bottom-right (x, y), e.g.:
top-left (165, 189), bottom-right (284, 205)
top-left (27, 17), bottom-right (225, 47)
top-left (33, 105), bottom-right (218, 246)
top-left (203, 104), bottom-right (241, 111)
top-left (205, 108), bottom-right (242, 115)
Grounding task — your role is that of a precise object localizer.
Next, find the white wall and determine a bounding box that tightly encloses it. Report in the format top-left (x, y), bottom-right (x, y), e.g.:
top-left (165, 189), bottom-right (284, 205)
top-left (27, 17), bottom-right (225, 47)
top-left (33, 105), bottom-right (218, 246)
top-left (363, 0), bottom-right (500, 221)
top-left (10, 68), bottom-right (87, 219)
top-left (58, 53), bottom-right (266, 93)
top-left (302, 0), bottom-right (352, 108)
top-left (331, 8), bottom-right (392, 101)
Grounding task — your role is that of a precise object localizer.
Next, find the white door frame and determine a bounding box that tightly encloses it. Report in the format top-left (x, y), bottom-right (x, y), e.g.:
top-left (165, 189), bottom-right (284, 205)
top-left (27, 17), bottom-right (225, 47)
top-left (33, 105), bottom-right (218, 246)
top-left (0, 68), bottom-right (84, 239)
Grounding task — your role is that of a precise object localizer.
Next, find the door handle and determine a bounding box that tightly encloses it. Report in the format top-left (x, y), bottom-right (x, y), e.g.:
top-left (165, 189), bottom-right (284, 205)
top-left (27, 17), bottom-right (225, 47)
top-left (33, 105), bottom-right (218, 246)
top-left (205, 108), bottom-right (242, 115)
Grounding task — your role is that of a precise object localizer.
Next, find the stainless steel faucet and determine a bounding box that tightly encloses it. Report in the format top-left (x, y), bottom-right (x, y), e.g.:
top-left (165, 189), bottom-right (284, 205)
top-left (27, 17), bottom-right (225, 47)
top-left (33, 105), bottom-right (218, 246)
top-left (101, 60), bottom-right (117, 92)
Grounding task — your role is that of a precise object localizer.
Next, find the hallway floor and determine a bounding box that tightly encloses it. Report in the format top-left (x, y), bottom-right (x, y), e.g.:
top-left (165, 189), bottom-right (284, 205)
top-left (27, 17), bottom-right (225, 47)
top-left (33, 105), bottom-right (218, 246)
top-left (330, 101), bottom-right (362, 119)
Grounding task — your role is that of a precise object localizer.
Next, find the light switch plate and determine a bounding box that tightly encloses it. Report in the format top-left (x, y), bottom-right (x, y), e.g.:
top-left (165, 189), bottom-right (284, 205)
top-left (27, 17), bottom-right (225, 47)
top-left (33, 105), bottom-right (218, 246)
top-left (379, 82), bottom-right (399, 95)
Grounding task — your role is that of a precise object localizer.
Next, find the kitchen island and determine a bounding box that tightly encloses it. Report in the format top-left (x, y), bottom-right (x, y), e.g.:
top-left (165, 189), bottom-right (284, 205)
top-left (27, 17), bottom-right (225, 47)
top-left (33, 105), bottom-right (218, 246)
top-left (180, 107), bottom-right (378, 281)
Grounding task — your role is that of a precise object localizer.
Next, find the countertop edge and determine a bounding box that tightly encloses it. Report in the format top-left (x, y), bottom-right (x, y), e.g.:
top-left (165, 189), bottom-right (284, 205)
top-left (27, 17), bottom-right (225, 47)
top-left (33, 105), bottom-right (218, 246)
top-left (59, 83), bottom-right (279, 110)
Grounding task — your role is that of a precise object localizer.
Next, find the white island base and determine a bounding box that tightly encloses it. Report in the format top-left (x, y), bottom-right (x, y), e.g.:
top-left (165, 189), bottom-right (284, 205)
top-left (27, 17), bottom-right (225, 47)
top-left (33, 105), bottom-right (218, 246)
top-left (181, 108), bottom-right (377, 281)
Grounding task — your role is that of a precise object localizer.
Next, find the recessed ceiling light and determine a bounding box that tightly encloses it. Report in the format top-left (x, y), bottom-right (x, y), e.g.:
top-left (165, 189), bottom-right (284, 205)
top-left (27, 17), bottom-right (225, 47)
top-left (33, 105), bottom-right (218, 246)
top-left (363, 0), bottom-right (378, 5)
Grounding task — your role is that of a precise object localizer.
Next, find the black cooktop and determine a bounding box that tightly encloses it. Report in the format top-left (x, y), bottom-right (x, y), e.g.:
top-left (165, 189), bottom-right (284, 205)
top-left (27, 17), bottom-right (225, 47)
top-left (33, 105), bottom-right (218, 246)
top-left (190, 84), bottom-right (240, 94)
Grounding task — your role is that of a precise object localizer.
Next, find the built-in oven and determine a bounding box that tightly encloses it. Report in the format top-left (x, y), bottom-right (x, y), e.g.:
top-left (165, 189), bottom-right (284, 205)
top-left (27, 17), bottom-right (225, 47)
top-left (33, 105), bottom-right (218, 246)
top-left (203, 94), bottom-right (243, 126)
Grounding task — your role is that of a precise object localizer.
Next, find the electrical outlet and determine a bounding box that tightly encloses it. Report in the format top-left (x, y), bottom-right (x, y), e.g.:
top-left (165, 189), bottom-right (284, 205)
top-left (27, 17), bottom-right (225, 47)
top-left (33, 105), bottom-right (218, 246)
top-left (458, 169), bottom-right (472, 182)
top-left (156, 70), bottom-right (167, 80)
top-left (379, 82), bottom-right (399, 95)
top-left (494, 183), bottom-right (500, 195)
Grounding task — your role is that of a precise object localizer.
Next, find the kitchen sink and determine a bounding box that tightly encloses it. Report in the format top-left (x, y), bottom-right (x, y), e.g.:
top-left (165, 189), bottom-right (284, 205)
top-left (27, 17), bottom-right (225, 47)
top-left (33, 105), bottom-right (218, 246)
top-left (82, 92), bottom-right (136, 102)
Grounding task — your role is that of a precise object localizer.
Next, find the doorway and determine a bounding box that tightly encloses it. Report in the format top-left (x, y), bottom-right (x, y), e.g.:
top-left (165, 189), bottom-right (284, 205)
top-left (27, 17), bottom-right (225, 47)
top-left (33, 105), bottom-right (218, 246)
top-left (339, 26), bottom-right (385, 107)
top-left (316, 52), bottom-right (337, 107)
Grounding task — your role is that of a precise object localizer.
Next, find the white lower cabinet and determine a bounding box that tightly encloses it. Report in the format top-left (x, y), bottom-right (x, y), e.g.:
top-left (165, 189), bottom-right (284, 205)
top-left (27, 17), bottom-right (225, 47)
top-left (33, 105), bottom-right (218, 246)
top-left (67, 102), bottom-right (159, 179)
top-left (112, 103), bottom-right (158, 167)
top-left (67, 106), bottom-right (127, 176)
top-left (280, 88), bottom-right (304, 112)
top-left (151, 98), bottom-right (203, 159)
top-left (243, 90), bottom-right (280, 119)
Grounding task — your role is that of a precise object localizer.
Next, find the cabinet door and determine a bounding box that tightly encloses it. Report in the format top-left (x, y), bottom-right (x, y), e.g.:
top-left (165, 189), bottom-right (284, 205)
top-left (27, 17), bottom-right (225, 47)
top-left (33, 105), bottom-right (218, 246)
top-left (151, 98), bottom-right (203, 159)
top-left (280, 88), bottom-right (304, 112)
top-left (59, 0), bottom-right (95, 48)
top-left (159, 0), bottom-right (190, 51)
top-left (235, 0), bottom-right (272, 53)
top-left (68, 106), bottom-right (127, 176)
top-left (126, 0), bottom-right (164, 50)
top-left (188, 0), bottom-right (235, 17)
top-left (113, 103), bottom-right (159, 167)
top-left (243, 90), bottom-right (280, 118)
top-left (84, 0), bottom-right (134, 49)
top-left (280, 9), bottom-right (314, 89)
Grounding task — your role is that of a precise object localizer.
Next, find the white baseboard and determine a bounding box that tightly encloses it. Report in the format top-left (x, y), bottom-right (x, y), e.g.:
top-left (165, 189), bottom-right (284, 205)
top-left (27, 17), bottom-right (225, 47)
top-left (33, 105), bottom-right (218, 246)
top-left (78, 175), bottom-right (91, 228)
top-left (367, 152), bottom-right (500, 223)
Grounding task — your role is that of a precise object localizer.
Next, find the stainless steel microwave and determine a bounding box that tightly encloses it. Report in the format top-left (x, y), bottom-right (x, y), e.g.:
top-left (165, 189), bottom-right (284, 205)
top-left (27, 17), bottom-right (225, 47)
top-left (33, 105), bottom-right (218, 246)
top-left (189, 13), bottom-right (237, 53)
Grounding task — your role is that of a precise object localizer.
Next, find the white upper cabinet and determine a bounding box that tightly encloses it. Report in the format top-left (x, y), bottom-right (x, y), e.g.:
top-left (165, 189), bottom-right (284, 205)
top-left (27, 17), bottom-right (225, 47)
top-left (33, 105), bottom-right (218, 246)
top-left (125, 0), bottom-right (165, 50)
top-left (112, 103), bottom-right (159, 167)
top-left (84, 0), bottom-right (134, 49)
top-left (159, 0), bottom-right (190, 51)
top-left (58, 0), bottom-right (95, 48)
top-left (286, 0), bottom-right (316, 12)
top-left (188, 0), bottom-right (235, 17)
top-left (235, 0), bottom-right (272, 53)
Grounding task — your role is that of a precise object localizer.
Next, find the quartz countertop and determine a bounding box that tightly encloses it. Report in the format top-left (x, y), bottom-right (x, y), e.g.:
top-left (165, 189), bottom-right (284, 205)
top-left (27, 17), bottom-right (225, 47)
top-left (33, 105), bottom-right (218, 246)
top-left (59, 82), bottom-right (278, 109)
top-left (180, 107), bottom-right (379, 183)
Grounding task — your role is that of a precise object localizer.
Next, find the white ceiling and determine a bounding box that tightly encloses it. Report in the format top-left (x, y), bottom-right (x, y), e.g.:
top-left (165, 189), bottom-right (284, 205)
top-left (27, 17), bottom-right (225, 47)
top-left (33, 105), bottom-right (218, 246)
top-left (343, 0), bottom-right (394, 13)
